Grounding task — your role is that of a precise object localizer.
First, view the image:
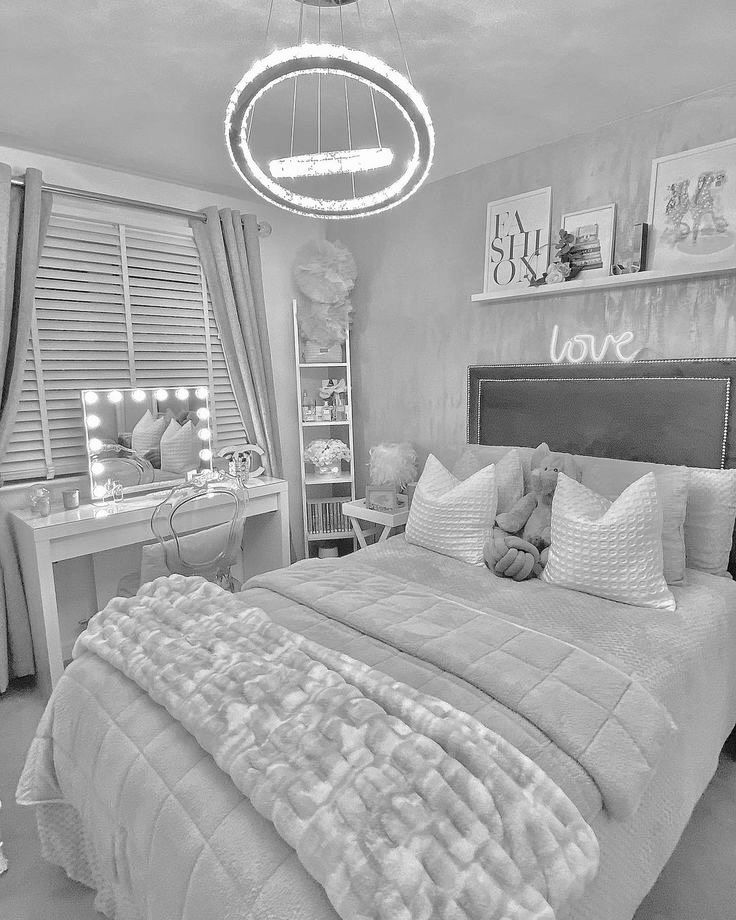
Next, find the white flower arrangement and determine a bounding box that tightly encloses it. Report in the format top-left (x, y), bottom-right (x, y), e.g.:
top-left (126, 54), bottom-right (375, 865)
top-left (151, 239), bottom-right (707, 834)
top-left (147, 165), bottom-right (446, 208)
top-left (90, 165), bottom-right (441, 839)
top-left (303, 438), bottom-right (352, 467)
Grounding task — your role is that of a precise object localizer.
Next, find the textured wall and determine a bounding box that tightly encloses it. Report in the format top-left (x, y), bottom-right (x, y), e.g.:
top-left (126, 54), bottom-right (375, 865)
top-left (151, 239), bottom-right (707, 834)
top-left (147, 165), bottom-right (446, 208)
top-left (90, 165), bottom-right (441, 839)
top-left (329, 85), bottom-right (736, 490)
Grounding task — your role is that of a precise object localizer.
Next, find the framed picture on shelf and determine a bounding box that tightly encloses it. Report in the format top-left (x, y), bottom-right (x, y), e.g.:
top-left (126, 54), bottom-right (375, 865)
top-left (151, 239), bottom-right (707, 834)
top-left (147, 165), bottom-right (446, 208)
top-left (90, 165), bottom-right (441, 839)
top-left (484, 187), bottom-right (552, 290)
top-left (561, 204), bottom-right (617, 278)
top-left (647, 137), bottom-right (736, 273)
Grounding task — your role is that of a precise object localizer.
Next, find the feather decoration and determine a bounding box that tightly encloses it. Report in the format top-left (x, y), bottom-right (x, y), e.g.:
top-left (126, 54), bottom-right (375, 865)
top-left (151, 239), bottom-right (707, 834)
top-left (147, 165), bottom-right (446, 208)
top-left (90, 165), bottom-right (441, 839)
top-left (368, 442), bottom-right (418, 490)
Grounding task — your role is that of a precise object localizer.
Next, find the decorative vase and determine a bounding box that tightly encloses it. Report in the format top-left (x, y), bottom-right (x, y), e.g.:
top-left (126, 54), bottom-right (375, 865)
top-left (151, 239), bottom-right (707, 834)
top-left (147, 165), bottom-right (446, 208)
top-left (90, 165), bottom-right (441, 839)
top-left (315, 461), bottom-right (341, 477)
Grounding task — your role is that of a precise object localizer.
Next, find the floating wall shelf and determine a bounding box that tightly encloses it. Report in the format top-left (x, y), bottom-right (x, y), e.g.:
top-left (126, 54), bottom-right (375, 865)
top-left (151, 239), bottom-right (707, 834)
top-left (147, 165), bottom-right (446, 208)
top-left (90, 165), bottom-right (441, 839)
top-left (471, 264), bottom-right (735, 305)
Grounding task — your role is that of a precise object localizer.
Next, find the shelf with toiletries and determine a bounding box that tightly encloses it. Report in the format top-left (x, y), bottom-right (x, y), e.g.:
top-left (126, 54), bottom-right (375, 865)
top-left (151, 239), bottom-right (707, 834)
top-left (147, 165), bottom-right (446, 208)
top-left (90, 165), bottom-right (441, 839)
top-left (292, 300), bottom-right (357, 559)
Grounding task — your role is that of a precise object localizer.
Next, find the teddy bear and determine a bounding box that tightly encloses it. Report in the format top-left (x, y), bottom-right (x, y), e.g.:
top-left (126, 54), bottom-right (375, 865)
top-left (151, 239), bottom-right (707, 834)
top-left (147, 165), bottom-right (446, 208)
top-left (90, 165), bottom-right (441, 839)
top-left (484, 442), bottom-right (581, 581)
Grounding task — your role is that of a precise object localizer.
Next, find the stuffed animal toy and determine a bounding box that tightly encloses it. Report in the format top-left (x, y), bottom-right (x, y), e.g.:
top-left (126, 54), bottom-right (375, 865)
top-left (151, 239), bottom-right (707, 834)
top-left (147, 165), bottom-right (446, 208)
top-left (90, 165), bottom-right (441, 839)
top-left (484, 442), bottom-right (581, 581)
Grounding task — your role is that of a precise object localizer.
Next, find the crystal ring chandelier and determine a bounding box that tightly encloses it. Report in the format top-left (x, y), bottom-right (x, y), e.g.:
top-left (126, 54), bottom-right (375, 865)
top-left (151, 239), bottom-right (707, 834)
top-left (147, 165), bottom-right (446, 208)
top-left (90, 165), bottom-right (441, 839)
top-left (225, 1), bottom-right (434, 219)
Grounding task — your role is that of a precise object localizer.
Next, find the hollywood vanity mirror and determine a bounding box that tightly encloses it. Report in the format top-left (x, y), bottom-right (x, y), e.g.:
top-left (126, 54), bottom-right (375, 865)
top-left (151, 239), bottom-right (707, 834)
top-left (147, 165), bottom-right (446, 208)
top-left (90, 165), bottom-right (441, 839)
top-left (81, 385), bottom-right (213, 500)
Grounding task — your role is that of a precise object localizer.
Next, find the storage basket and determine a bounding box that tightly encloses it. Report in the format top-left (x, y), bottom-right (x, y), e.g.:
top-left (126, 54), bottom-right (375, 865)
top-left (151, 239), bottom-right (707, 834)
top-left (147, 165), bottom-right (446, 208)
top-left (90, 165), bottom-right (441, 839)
top-left (302, 341), bottom-right (343, 364)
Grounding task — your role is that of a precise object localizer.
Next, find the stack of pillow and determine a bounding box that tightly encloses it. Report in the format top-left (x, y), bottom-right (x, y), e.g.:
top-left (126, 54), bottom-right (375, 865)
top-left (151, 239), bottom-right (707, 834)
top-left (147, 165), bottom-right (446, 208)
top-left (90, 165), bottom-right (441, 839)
top-left (131, 409), bottom-right (202, 475)
top-left (405, 443), bottom-right (736, 611)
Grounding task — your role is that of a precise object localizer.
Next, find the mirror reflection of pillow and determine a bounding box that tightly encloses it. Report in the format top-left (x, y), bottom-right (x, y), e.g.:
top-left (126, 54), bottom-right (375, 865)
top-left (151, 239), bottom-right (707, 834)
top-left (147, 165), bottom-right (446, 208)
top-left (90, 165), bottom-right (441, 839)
top-left (160, 419), bottom-right (199, 474)
top-left (131, 410), bottom-right (167, 455)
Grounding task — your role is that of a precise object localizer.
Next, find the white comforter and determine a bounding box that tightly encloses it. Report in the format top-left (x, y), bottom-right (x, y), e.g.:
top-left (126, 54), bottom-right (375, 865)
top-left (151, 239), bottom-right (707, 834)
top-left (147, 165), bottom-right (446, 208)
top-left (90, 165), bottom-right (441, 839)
top-left (17, 539), bottom-right (736, 920)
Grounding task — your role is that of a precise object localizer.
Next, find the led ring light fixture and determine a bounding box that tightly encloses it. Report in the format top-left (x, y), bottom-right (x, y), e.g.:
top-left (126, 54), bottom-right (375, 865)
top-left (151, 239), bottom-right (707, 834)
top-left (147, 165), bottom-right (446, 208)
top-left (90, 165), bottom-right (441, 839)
top-left (225, 43), bottom-right (434, 219)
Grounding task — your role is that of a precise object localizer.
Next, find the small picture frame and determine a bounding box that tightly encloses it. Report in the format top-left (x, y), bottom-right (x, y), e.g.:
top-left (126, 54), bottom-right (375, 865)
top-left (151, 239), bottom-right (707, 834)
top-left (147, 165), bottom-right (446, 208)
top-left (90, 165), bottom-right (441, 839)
top-left (561, 204), bottom-right (617, 278)
top-left (647, 137), bottom-right (736, 273)
top-left (365, 484), bottom-right (399, 513)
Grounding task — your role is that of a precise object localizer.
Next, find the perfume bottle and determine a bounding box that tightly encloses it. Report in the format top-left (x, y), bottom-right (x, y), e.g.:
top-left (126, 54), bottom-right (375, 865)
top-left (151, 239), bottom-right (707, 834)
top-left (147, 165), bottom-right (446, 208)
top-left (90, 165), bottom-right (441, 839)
top-left (301, 390), bottom-right (315, 422)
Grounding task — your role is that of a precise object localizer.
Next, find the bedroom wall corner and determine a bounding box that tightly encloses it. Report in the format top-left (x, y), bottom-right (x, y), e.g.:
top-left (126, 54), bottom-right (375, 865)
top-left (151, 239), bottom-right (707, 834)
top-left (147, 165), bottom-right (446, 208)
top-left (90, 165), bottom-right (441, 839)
top-left (326, 83), bottom-right (736, 494)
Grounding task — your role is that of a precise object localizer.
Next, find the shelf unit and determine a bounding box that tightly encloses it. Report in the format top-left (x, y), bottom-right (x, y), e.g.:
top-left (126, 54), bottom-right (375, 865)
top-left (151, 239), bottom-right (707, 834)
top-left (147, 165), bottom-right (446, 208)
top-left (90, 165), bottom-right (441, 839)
top-left (292, 299), bottom-right (356, 558)
top-left (471, 264), bottom-right (735, 304)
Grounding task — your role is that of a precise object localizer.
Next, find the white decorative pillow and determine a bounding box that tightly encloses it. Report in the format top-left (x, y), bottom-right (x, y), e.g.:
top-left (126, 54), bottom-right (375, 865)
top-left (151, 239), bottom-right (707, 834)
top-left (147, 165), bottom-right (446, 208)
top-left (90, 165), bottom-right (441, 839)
top-left (131, 410), bottom-right (167, 455)
top-left (160, 419), bottom-right (199, 474)
top-left (543, 473), bottom-right (676, 610)
top-left (405, 454), bottom-right (497, 565)
top-left (453, 445), bottom-right (537, 488)
top-left (684, 468), bottom-right (736, 577)
top-left (453, 447), bottom-right (523, 514)
top-left (580, 458), bottom-right (689, 585)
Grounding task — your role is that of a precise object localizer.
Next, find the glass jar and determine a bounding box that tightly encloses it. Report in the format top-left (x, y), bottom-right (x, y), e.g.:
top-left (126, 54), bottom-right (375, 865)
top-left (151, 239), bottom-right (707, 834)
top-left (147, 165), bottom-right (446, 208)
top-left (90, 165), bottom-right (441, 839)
top-left (27, 484), bottom-right (51, 516)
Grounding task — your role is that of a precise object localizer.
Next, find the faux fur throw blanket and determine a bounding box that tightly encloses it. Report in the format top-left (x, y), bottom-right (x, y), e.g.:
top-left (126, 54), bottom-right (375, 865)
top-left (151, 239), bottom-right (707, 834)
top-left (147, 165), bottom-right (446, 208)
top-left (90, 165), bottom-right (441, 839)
top-left (75, 575), bottom-right (599, 920)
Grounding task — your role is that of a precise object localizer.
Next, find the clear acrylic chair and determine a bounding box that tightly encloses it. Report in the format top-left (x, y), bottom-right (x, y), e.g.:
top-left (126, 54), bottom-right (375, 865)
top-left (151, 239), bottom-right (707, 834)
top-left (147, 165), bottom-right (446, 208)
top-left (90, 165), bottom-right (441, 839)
top-left (149, 471), bottom-right (248, 592)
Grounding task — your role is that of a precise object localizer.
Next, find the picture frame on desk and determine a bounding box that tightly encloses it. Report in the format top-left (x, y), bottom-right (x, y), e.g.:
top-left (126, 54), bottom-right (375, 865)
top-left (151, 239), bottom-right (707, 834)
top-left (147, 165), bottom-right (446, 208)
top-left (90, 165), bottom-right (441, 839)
top-left (365, 484), bottom-right (400, 513)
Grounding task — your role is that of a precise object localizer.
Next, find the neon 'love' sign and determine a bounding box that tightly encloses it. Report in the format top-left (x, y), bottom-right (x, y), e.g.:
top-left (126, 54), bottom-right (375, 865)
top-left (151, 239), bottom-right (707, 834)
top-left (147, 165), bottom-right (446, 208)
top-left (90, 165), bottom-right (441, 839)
top-left (550, 324), bottom-right (640, 364)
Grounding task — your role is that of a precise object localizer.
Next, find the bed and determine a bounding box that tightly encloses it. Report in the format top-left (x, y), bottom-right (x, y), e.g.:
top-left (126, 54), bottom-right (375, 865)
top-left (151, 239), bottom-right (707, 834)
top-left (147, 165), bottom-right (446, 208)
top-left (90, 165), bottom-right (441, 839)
top-left (17, 358), bottom-right (736, 920)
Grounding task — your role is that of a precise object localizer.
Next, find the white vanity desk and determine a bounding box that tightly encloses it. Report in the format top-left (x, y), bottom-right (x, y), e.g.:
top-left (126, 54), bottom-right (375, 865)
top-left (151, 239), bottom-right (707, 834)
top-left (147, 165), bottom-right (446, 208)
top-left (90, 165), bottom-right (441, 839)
top-left (10, 476), bottom-right (289, 698)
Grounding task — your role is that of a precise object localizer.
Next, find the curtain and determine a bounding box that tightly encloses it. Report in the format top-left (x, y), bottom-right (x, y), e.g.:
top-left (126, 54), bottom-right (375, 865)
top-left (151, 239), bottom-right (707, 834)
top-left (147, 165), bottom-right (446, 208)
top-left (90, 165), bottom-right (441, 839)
top-left (0, 165), bottom-right (52, 692)
top-left (190, 208), bottom-right (283, 477)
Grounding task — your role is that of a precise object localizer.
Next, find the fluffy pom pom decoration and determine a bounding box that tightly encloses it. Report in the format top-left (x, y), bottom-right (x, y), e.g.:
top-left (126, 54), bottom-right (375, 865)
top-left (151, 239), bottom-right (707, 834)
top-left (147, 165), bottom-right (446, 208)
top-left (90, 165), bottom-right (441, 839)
top-left (293, 239), bottom-right (357, 304)
top-left (368, 442), bottom-right (418, 490)
top-left (297, 297), bottom-right (353, 347)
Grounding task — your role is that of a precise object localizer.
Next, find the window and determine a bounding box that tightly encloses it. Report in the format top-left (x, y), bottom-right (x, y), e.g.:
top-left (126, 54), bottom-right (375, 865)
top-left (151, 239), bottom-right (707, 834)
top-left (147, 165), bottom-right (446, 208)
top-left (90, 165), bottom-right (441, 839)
top-left (1, 213), bottom-right (248, 483)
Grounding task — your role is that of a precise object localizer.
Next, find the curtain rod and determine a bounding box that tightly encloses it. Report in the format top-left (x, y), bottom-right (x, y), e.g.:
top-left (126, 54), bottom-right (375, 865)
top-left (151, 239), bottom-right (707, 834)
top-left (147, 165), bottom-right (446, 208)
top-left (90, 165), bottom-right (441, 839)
top-left (9, 177), bottom-right (272, 237)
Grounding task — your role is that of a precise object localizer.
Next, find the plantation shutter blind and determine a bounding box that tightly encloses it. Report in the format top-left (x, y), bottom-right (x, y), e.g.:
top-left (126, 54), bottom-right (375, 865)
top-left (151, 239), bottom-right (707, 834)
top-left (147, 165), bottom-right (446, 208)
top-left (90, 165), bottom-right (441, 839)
top-left (0, 214), bottom-right (249, 483)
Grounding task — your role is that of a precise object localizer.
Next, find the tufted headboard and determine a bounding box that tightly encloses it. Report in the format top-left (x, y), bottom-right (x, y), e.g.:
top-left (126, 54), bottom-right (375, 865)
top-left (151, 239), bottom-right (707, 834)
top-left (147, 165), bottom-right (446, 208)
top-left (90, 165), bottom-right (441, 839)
top-left (467, 358), bottom-right (736, 470)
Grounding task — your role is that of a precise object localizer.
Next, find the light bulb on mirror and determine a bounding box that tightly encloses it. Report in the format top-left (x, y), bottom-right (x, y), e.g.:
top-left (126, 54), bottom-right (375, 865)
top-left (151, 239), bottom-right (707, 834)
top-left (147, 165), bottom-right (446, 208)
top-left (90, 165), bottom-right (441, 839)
top-left (197, 428), bottom-right (211, 441)
top-left (196, 407), bottom-right (209, 420)
top-left (92, 485), bottom-right (106, 499)
top-left (195, 387), bottom-right (208, 399)
top-left (91, 461), bottom-right (105, 476)
top-left (199, 448), bottom-right (212, 462)
top-left (155, 389), bottom-right (168, 401)
top-left (108, 390), bottom-right (123, 403)
top-left (88, 438), bottom-right (103, 452)
top-left (175, 387), bottom-right (189, 400)
top-left (86, 414), bottom-right (101, 430)
top-left (84, 391), bottom-right (98, 405)
top-left (132, 389), bottom-right (146, 402)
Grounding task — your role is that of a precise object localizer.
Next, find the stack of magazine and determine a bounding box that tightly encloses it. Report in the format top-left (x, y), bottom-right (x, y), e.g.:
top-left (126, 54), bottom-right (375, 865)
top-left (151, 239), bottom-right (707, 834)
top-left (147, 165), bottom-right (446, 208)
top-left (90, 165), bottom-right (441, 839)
top-left (307, 499), bottom-right (348, 535)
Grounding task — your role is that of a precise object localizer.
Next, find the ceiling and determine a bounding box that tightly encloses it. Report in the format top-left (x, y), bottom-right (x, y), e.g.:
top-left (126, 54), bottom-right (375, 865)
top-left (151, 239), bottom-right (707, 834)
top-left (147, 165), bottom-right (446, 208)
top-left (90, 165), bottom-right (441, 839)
top-left (1, 0), bottom-right (735, 199)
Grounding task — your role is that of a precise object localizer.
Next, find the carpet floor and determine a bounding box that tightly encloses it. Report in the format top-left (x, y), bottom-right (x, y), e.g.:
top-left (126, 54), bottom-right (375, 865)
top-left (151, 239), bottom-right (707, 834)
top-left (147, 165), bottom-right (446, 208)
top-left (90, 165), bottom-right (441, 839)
top-left (1, 677), bottom-right (735, 920)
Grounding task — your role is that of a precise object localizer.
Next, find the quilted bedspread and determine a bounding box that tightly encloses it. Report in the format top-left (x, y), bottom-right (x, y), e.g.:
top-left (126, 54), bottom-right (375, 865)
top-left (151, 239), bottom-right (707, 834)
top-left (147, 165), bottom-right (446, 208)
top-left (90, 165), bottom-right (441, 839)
top-left (16, 539), bottom-right (736, 920)
top-left (246, 561), bottom-right (675, 821)
top-left (21, 574), bottom-right (599, 920)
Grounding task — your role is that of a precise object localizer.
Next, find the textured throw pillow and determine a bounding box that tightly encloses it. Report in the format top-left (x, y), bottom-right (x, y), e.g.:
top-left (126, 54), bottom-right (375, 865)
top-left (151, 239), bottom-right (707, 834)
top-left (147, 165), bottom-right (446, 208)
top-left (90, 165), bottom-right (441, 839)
top-left (131, 410), bottom-right (167, 455)
top-left (405, 454), bottom-right (497, 565)
top-left (453, 447), bottom-right (523, 514)
top-left (453, 444), bottom-right (538, 487)
top-left (543, 473), bottom-right (676, 610)
top-left (580, 458), bottom-right (689, 585)
top-left (160, 419), bottom-right (199, 474)
top-left (684, 468), bottom-right (736, 577)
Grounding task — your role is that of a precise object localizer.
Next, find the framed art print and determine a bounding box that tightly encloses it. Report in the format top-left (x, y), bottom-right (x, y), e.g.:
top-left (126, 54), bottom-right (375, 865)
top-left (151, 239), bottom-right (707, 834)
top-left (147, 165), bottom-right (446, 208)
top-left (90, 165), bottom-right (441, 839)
top-left (484, 186), bottom-right (551, 290)
top-left (365, 484), bottom-right (399, 513)
top-left (647, 138), bottom-right (736, 273)
top-left (561, 204), bottom-right (617, 278)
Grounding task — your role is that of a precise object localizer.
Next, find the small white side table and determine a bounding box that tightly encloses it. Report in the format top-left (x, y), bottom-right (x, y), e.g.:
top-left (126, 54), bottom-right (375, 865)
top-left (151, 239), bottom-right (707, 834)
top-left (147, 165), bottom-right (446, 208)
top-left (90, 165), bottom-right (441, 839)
top-left (342, 498), bottom-right (409, 550)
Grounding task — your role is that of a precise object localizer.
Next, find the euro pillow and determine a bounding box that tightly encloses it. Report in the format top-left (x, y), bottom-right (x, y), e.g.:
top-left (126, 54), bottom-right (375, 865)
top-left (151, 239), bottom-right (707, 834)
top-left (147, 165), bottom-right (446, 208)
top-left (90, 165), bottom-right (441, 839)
top-left (405, 454), bottom-right (497, 565)
top-left (543, 472), bottom-right (676, 610)
top-left (131, 410), bottom-right (167, 455)
top-left (453, 446), bottom-right (524, 514)
top-left (580, 458), bottom-right (689, 585)
top-left (684, 468), bottom-right (736, 577)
